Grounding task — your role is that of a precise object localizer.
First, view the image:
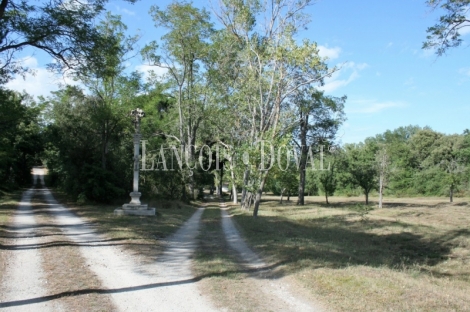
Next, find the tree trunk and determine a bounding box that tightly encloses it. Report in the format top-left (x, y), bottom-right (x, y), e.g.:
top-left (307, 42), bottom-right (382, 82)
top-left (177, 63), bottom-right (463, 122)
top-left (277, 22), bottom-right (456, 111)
top-left (325, 193), bottom-right (329, 205)
top-left (188, 174), bottom-right (195, 200)
top-left (280, 188), bottom-right (284, 204)
top-left (232, 184), bottom-right (238, 204)
top-left (450, 185), bottom-right (453, 203)
top-left (101, 126), bottom-right (107, 170)
top-left (365, 191), bottom-right (369, 205)
top-left (230, 167), bottom-right (238, 204)
top-left (297, 121), bottom-right (308, 205)
top-left (252, 174), bottom-right (267, 217)
top-left (218, 164), bottom-right (224, 198)
top-left (244, 192), bottom-right (253, 211)
top-left (297, 156), bottom-right (307, 205)
top-left (241, 168), bottom-right (249, 208)
top-left (378, 174), bottom-right (383, 208)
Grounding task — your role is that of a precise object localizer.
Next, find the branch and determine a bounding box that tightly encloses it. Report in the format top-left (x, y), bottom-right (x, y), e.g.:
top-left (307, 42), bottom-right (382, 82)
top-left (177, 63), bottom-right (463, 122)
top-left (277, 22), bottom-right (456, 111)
top-left (153, 132), bottom-right (181, 143)
top-left (0, 0), bottom-right (8, 20)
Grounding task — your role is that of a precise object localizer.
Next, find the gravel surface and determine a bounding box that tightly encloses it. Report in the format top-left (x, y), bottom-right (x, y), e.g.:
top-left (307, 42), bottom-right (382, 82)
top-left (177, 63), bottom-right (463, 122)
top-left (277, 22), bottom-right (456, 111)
top-left (1, 169), bottom-right (321, 311)
top-left (1, 169), bottom-right (217, 311)
top-left (37, 172), bottom-right (216, 312)
top-left (0, 183), bottom-right (63, 311)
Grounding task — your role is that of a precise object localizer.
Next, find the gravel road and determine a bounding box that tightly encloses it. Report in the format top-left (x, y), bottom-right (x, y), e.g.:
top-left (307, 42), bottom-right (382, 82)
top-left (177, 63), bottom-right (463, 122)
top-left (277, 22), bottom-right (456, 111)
top-left (1, 169), bottom-right (216, 311)
top-left (1, 169), bottom-right (320, 311)
top-left (0, 179), bottom-right (63, 311)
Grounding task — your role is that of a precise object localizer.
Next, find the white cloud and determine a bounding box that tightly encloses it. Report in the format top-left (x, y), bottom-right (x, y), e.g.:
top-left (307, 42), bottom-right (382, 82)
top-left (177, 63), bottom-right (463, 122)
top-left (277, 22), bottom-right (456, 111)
top-left (348, 99), bottom-right (406, 114)
top-left (318, 45), bottom-right (341, 60)
top-left (318, 62), bottom-right (368, 93)
top-left (420, 48), bottom-right (435, 59)
top-left (135, 64), bottom-right (168, 82)
top-left (116, 5), bottom-right (135, 16)
top-left (458, 20), bottom-right (470, 35)
top-left (459, 67), bottom-right (470, 76)
top-left (404, 77), bottom-right (416, 90)
top-left (404, 77), bottom-right (414, 86)
top-left (355, 63), bottom-right (369, 70)
top-left (5, 57), bottom-right (78, 98)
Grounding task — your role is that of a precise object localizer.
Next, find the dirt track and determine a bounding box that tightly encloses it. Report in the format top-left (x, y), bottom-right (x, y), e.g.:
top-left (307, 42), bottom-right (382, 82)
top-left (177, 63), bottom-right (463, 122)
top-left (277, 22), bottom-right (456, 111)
top-left (0, 168), bottom-right (320, 311)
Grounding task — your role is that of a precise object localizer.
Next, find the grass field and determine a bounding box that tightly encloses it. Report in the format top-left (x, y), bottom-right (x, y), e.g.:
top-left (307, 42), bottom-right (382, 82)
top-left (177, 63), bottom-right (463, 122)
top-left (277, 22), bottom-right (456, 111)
top-left (228, 195), bottom-right (470, 311)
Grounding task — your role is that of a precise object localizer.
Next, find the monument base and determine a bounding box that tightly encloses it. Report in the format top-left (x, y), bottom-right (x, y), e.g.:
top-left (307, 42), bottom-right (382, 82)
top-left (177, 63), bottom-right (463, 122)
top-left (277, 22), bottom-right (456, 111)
top-left (114, 204), bottom-right (156, 216)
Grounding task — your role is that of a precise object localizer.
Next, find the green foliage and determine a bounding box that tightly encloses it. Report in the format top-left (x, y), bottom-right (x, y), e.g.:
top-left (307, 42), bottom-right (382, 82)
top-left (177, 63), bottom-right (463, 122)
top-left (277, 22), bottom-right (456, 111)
top-left (423, 0), bottom-right (470, 56)
top-left (335, 126), bottom-right (470, 200)
top-left (305, 170), bottom-right (319, 196)
top-left (343, 142), bottom-right (378, 204)
top-left (0, 89), bottom-right (43, 189)
top-left (266, 160), bottom-right (298, 198)
top-left (317, 158), bottom-right (337, 204)
top-left (6, 0), bottom-right (470, 209)
top-left (351, 203), bottom-right (374, 222)
top-left (0, 0), bottom-right (138, 83)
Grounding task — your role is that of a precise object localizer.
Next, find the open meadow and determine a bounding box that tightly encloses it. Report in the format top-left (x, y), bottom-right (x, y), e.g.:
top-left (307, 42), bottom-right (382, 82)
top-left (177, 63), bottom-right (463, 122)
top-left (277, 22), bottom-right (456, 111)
top-left (225, 195), bottom-right (470, 311)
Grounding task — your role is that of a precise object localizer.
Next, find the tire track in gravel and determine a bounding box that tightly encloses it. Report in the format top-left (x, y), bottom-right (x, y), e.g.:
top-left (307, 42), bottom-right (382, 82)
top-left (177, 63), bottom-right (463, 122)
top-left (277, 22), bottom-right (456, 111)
top-left (36, 172), bottom-right (217, 312)
top-left (219, 201), bottom-right (323, 312)
top-left (0, 177), bottom-right (63, 311)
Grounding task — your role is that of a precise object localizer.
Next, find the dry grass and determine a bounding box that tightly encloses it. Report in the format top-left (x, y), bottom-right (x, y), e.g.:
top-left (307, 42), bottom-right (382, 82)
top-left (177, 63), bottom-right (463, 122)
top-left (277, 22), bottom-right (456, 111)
top-left (229, 195), bottom-right (470, 311)
top-left (193, 202), bottom-right (321, 312)
top-left (51, 190), bottom-right (200, 262)
top-left (193, 204), bottom-right (263, 311)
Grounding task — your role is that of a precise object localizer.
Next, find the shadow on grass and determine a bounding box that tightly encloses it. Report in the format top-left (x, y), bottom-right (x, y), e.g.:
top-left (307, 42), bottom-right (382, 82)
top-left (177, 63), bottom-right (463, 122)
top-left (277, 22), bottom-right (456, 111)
top-left (231, 213), bottom-right (459, 277)
top-left (259, 197), bottom-right (470, 210)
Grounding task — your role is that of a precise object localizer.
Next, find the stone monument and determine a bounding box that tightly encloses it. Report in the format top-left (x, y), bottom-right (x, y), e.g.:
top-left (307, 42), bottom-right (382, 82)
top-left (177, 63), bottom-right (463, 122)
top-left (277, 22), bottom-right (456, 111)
top-left (114, 108), bottom-right (156, 216)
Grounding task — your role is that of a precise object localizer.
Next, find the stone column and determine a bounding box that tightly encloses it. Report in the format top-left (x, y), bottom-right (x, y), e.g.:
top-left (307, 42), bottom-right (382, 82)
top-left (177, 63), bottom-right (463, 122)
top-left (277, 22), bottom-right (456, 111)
top-left (115, 108), bottom-right (155, 216)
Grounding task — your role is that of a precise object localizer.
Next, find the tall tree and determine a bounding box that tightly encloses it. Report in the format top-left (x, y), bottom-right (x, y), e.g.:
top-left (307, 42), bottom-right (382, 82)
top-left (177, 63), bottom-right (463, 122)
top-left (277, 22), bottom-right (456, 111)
top-left (42, 14), bottom-right (142, 202)
top-left (423, 0), bottom-right (470, 55)
top-left (376, 145), bottom-right (390, 208)
top-left (214, 0), bottom-right (333, 216)
top-left (294, 89), bottom-right (345, 205)
top-left (142, 1), bottom-right (214, 199)
top-left (76, 13), bottom-right (140, 170)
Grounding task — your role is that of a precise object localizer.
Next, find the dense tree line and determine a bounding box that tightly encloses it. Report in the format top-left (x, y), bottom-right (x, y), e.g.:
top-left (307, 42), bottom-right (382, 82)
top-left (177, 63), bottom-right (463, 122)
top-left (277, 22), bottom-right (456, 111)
top-left (1, 0), bottom-right (469, 215)
top-left (0, 89), bottom-right (42, 189)
top-left (284, 126), bottom-right (470, 204)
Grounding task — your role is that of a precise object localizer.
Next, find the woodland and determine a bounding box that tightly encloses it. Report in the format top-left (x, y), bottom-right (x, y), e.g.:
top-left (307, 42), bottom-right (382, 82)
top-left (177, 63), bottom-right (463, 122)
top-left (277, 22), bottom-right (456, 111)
top-left (1, 0), bottom-right (469, 216)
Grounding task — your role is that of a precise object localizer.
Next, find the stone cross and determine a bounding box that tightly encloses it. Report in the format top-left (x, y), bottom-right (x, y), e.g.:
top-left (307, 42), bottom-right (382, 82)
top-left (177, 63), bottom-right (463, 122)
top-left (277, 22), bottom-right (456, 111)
top-left (114, 108), bottom-right (155, 216)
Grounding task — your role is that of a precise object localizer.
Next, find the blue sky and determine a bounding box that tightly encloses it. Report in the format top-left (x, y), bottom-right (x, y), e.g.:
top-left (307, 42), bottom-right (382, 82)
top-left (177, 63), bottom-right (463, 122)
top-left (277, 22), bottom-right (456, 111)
top-left (6, 0), bottom-right (470, 144)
